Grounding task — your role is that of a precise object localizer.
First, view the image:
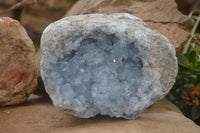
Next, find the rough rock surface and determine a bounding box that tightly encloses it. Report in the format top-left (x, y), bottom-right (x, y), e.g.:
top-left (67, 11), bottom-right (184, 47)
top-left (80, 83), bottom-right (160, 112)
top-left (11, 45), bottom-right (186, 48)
top-left (41, 13), bottom-right (178, 119)
top-left (0, 17), bottom-right (37, 106)
top-left (0, 95), bottom-right (200, 133)
top-left (65, 0), bottom-right (194, 52)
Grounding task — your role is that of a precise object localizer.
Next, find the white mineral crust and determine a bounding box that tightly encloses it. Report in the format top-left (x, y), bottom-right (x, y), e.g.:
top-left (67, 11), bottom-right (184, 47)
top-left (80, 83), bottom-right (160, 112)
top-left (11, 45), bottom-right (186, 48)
top-left (40, 13), bottom-right (178, 119)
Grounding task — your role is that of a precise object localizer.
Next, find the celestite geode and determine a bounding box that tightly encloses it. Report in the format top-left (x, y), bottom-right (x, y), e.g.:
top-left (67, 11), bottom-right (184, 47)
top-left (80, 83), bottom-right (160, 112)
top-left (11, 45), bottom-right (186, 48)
top-left (40, 13), bottom-right (178, 119)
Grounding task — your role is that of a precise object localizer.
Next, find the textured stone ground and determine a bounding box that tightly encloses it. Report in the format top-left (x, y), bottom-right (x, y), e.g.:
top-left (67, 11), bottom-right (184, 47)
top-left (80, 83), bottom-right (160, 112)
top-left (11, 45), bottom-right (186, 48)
top-left (0, 95), bottom-right (199, 133)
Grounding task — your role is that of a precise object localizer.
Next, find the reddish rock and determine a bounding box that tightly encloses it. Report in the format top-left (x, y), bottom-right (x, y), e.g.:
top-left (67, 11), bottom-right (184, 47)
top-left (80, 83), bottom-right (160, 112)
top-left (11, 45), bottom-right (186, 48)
top-left (0, 17), bottom-right (37, 106)
top-left (65, 0), bottom-right (194, 52)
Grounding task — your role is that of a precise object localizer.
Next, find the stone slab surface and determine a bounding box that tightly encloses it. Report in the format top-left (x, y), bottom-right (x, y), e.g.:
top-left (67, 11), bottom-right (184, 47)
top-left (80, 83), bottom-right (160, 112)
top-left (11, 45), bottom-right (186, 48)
top-left (0, 95), bottom-right (199, 133)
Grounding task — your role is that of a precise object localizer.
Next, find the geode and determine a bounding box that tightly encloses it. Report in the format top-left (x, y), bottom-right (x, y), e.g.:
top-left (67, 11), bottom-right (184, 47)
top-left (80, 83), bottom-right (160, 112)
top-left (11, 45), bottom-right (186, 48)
top-left (0, 17), bottom-right (37, 106)
top-left (40, 13), bottom-right (178, 119)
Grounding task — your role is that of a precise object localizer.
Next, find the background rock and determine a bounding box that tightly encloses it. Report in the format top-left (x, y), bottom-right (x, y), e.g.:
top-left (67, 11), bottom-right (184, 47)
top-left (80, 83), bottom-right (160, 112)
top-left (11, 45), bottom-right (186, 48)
top-left (65, 0), bottom-right (194, 52)
top-left (175, 0), bottom-right (200, 14)
top-left (0, 0), bottom-right (78, 50)
top-left (0, 17), bottom-right (37, 106)
top-left (0, 0), bottom-right (16, 6)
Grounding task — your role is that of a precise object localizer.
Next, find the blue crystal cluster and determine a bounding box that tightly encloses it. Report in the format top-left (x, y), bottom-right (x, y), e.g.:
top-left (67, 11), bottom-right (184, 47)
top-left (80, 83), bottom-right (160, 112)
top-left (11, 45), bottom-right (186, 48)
top-left (40, 13), bottom-right (178, 119)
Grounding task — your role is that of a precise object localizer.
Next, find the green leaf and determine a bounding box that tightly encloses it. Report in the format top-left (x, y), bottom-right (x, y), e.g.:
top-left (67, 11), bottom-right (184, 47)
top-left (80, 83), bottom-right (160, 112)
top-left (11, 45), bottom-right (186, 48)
top-left (191, 106), bottom-right (200, 120)
top-left (196, 83), bottom-right (200, 87)
top-left (195, 46), bottom-right (200, 55)
top-left (177, 54), bottom-right (190, 69)
top-left (189, 51), bottom-right (198, 67)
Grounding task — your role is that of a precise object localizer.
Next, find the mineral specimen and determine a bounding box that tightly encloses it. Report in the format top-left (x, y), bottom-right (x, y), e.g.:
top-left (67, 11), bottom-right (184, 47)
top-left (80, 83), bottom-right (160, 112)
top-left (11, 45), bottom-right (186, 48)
top-left (0, 17), bottom-right (37, 106)
top-left (40, 13), bottom-right (178, 119)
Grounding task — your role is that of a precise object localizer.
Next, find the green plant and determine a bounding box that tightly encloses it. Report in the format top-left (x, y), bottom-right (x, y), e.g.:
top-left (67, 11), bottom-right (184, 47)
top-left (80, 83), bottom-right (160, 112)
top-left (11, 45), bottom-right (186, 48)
top-left (183, 9), bottom-right (200, 54)
top-left (167, 10), bottom-right (200, 125)
top-left (167, 46), bottom-right (200, 125)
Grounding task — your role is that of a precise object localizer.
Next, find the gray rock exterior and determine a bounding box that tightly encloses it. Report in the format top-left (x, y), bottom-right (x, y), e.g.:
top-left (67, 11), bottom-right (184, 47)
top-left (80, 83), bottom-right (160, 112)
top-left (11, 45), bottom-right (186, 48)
top-left (40, 13), bottom-right (178, 119)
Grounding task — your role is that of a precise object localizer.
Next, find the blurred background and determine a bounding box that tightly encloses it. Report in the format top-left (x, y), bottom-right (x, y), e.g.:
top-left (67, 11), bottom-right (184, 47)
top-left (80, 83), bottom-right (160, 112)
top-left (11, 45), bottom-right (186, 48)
top-left (0, 0), bottom-right (78, 50)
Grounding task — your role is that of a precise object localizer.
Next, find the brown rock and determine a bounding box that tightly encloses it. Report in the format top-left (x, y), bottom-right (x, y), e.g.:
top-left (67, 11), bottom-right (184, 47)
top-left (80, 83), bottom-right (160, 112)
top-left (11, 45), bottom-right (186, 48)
top-left (0, 95), bottom-right (199, 133)
top-left (23, 1), bottom-right (77, 49)
top-left (175, 0), bottom-right (200, 14)
top-left (23, 4), bottom-right (67, 34)
top-left (0, 0), bottom-right (16, 6)
top-left (0, 17), bottom-right (37, 106)
top-left (0, 1), bottom-right (78, 50)
top-left (36, 0), bottom-right (73, 9)
top-left (0, 2), bottom-right (14, 18)
top-left (65, 0), bottom-right (194, 52)
top-left (0, 0), bottom-right (70, 8)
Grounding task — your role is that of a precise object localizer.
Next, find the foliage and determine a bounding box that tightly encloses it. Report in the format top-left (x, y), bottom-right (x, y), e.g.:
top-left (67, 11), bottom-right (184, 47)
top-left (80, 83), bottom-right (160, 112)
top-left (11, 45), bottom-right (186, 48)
top-left (168, 9), bottom-right (200, 125)
top-left (167, 34), bottom-right (200, 125)
top-left (183, 9), bottom-right (200, 54)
